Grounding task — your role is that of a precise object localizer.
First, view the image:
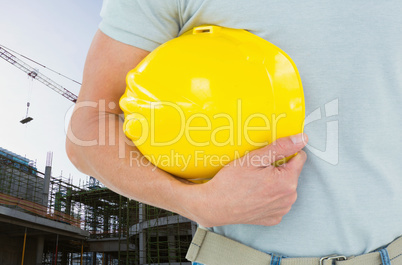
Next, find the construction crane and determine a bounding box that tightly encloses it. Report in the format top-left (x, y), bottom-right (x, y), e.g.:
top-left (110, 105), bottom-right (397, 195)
top-left (0, 46), bottom-right (78, 123)
top-left (0, 46), bottom-right (78, 104)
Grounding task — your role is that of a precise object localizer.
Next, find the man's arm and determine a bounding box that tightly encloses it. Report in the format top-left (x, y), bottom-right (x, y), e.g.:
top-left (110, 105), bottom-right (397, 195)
top-left (66, 30), bottom-right (308, 227)
top-left (66, 30), bottom-right (185, 209)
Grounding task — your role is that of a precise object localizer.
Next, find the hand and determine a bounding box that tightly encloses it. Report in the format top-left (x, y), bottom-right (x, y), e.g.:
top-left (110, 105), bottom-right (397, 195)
top-left (185, 133), bottom-right (308, 227)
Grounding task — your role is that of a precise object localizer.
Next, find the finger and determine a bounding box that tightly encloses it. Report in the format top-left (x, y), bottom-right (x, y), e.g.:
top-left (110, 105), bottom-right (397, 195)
top-left (249, 217), bottom-right (284, 226)
top-left (248, 133), bottom-right (308, 166)
top-left (276, 150), bottom-right (307, 177)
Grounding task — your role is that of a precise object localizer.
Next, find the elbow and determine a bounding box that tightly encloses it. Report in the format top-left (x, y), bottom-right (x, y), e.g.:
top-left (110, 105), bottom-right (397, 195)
top-left (65, 119), bottom-right (92, 174)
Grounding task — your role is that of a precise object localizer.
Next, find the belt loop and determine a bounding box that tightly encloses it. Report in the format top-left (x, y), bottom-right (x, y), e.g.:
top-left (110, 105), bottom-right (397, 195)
top-left (186, 227), bottom-right (208, 262)
top-left (270, 254), bottom-right (282, 265)
top-left (378, 248), bottom-right (391, 265)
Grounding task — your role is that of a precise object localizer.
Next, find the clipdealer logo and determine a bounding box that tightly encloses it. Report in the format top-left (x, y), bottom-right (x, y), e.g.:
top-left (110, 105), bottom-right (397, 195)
top-left (304, 98), bottom-right (339, 165)
top-left (65, 98), bottom-right (339, 167)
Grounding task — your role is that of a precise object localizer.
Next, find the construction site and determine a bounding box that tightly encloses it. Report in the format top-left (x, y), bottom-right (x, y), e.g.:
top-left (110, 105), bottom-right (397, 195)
top-left (0, 38), bottom-right (197, 264)
top-left (0, 146), bottom-right (195, 265)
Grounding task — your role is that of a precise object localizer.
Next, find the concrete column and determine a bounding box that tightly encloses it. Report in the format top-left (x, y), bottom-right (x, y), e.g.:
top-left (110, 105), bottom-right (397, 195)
top-left (168, 235), bottom-right (176, 262)
top-left (65, 187), bottom-right (72, 215)
top-left (138, 203), bottom-right (146, 265)
top-left (61, 251), bottom-right (68, 265)
top-left (35, 236), bottom-right (45, 265)
top-left (55, 192), bottom-right (62, 212)
top-left (42, 152), bottom-right (52, 206)
top-left (92, 252), bottom-right (97, 265)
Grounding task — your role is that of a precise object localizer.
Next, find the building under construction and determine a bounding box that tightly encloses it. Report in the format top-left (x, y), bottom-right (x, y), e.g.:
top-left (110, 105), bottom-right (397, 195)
top-left (0, 147), bottom-right (195, 265)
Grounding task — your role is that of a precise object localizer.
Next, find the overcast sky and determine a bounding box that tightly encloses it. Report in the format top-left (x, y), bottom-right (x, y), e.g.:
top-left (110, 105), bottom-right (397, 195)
top-left (0, 0), bottom-right (103, 185)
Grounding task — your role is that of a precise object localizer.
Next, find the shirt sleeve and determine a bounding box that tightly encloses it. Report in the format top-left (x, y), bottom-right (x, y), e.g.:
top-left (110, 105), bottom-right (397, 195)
top-left (99, 0), bottom-right (182, 52)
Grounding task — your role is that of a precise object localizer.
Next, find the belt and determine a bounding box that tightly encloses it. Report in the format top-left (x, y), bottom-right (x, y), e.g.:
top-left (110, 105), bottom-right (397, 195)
top-left (186, 227), bottom-right (402, 265)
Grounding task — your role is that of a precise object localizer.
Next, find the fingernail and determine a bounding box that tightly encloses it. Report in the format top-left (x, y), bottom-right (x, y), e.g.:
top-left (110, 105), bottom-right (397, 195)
top-left (291, 133), bottom-right (305, 145)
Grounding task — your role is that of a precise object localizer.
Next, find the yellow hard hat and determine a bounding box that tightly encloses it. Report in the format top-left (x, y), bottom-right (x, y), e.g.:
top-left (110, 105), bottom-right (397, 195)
top-left (120, 25), bottom-right (305, 183)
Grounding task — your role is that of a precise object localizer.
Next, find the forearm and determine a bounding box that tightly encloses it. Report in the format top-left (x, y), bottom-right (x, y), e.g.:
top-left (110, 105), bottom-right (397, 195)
top-left (66, 107), bottom-right (194, 217)
top-left (64, 30), bottom-right (203, 220)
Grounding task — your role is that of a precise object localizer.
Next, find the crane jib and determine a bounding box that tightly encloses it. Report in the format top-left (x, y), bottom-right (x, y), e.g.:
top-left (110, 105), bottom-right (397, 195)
top-left (0, 46), bottom-right (78, 104)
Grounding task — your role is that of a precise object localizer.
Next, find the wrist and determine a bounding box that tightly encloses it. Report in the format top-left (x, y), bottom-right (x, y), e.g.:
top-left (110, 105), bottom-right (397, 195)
top-left (171, 179), bottom-right (210, 225)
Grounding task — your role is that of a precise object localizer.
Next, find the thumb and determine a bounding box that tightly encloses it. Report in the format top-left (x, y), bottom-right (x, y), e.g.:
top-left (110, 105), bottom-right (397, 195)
top-left (248, 133), bottom-right (308, 167)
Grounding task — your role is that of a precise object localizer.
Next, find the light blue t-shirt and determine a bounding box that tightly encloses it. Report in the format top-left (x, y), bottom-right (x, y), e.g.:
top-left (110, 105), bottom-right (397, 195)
top-left (99, 0), bottom-right (402, 257)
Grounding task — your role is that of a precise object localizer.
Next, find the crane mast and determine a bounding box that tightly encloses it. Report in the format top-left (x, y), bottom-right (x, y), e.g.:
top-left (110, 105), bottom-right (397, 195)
top-left (0, 46), bottom-right (78, 103)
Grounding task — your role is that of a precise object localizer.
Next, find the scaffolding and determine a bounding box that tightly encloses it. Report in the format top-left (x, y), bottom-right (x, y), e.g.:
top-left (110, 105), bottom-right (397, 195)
top-left (0, 148), bottom-right (194, 265)
top-left (0, 147), bottom-right (42, 206)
